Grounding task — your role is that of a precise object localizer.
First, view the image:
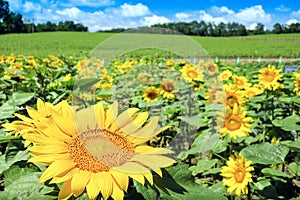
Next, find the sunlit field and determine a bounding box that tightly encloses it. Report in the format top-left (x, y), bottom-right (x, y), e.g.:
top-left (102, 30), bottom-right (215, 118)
top-left (0, 32), bottom-right (300, 200)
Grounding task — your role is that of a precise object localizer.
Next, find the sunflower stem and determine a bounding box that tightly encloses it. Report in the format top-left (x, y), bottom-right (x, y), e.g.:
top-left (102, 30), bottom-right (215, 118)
top-left (213, 153), bottom-right (227, 161)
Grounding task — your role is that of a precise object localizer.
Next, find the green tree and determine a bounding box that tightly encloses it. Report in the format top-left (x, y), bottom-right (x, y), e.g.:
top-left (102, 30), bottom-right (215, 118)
top-left (273, 23), bottom-right (283, 34)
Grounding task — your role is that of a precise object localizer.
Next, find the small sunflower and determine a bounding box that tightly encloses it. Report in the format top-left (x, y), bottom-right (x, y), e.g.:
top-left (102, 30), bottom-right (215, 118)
top-left (244, 87), bottom-right (261, 99)
top-left (3, 99), bottom-right (175, 200)
top-left (142, 86), bottom-right (160, 102)
top-left (205, 62), bottom-right (219, 75)
top-left (258, 65), bottom-right (283, 90)
top-left (219, 103), bottom-right (253, 140)
top-left (220, 153), bottom-right (254, 196)
top-left (160, 79), bottom-right (176, 99)
top-left (224, 84), bottom-right (245, 108)
top-left (180, 64), bottom-right (203, 83)
top-left (232, 75), bottom-right (250, 89)
top-left (220, 70), bottom-right (232, 81)
top-left (293, 72), bottom-right (300, 95)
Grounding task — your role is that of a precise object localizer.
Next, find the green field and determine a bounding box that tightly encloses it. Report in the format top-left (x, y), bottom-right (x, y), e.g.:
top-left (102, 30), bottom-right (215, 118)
top-left (0, 32), bottom-right (300, 58)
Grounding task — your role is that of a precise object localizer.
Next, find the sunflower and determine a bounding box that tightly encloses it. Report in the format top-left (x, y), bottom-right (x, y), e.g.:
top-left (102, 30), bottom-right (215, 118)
top-left (232, 75), bottom-right (250, 89)
top-left (244, 87), bottom-right (261, 99)
top-left (220, 70), bottom-right (232, 81)
top-left (293, 72), bottom-right (300, 95)
top-left (258, 65), bottom-right (283, 90)
top-left (205, 62), bottom-right (219, 75)
top-left (224, 84), bottom-right (245, 108)
top-left (180, 64), bottom-right (203, 83)
top-left (3, 99), bottom-right (175, 200)
top-left (219, 103), bottom-right (253, 140)
top-left (160, 79), bottom-right (176, 99)
top-left (142, 87), bottom-right (160, 102)
top-left (220, 153), bottom-right (254, 196)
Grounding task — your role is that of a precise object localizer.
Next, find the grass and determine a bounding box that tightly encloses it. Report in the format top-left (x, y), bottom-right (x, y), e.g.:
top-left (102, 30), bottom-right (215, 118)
top-left (0, 32), bottom-right (300, 58)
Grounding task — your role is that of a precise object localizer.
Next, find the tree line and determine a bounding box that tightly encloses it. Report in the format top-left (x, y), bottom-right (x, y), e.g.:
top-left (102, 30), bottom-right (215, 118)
top-left (0, 0), bottom-right (88, 34)
top-left (102, 21), bottom-right (300, 37)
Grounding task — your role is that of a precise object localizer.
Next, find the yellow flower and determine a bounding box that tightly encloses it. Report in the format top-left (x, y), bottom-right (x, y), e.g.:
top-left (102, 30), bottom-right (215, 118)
top-left (62, 74), bottom-right (72, 82)
top-left (205, 62), bottom-right (219, 75)
top-left (219, 104), bottom-right (253, 140)
top-left (232, 75), bottom-right (250, 89)
top-left (244, 87), bottom-right (261, 99)
top-left (225, 84), bottom-right (245, 108)
top-left (143, 87), bottom-right (160, 102)
top-left (221, 153), bottom-right (254, 196)
top-left (258, 65), bottom-right (282, 90)
top-left (180, 64), bottom-right (203, 83)
top-left (166, 60), bottom-right (174, 66)
top-left (160, 79), bottom-right (176, 99)
top-left (293, 72), bottom-right (300, 95)
top-left (3, 99), bottom-right (175, 200)
top-left (220, 70), bottom-right (232, 81)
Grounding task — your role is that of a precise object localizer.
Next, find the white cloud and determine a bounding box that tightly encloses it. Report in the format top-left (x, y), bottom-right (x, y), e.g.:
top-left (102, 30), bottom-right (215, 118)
top-left (275, 5), bottom-right (291, 12)
top-left (60, 0), bottom-right (115, 7)
top-left (141, 15), bottom-right (170, 26)
top-left (119, 3), bottom-right (150, 17)
top-left (23, 1), bottom-right (42, 13)
top-left (286, 19), bottom-right (298, 25)
top-left (56, 7), bottom-right (82, 19)
top-left (175, 13), bottom-right (189, 20)
top-left (173, 5), bottom-right (272, 28)
top-left (291, 9), bottom-right (300, 19)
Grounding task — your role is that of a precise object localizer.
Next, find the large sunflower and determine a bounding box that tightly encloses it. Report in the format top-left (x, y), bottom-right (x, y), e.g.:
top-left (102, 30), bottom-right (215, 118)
top-left (219, 103), bottom-right (253, 140)
top-left (258, 65), bottom-right (282, 90)
top-left (220, 153), bottom-right (254, 196)
top-left (224, 84), bottom-right (245, 108)
top-left (3, 99), bottom-right (175, 200)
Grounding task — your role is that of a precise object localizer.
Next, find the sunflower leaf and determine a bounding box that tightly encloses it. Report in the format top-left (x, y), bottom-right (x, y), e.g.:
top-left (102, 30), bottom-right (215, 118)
top-left (153, 161), bottom-right (227, 200)
top-left (0, 172), bottom-right (55, 200)
top-left (262, 167), bottom-right (293, 178)
top-left (240, 143), bottom-right (289, 164)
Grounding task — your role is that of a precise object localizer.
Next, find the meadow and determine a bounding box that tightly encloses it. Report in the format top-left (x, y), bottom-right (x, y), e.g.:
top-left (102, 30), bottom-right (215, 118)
top-left (0, 32), bottom-right (300, 200)
top-left (0, 32), bottom-right (300, 59)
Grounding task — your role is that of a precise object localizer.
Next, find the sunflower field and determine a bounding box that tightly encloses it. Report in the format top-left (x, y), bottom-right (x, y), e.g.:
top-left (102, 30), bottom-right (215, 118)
top-left (0, 52), bottom-right (300, 200)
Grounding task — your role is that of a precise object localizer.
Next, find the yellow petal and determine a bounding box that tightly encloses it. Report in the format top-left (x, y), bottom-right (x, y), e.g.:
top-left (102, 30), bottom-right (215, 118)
top-left (86, 172), bottom-right (113, 200)
top-left (50, 168), bottom-right (79, 184)
top-left (130, 154), bottom-right (175, 172)
top-left (121, 112), bottom-right (149, 134)
top-left (39, 160), bottom-right (76, 183)
top-left (58, 179), bottom-right (73, 200)
top-left (51, 110), bottom-right (77, 137)
top-left (110, 169), bottom-right (129, 191)
top-left (111, 180), bottom-right (124, 200)
top-left (110, 108), bottom-right (139, 132)
top-left (37, 98), bottom-right (47, 116)
top-left (105, 101), bottom-right (118, 129)
top-left (135, 146), bottom-right (173, 155)
top-left (95, 102), bottom-right (105, 129)
top-left (71, 170), bottom-right (91, 197)
top-left (130, 117), bottom-right (158, 139)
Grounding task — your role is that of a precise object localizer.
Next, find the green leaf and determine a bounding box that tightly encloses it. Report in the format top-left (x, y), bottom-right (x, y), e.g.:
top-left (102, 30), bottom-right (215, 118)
top-left (0, 172), bottom-right (55, 200)
top-left (74, 78), bottom-right (99, 89)
top-left (134, 181), bottom-right (157, 200)
top-left (252, 177), bottom-right (272, 190)
top-left (0, 135), bottom-right (21, 144)
top-left (262, 167), bottom-right (293, 178)
top-left (179, 115), bottom-right (209, 127)
top-left (154, 162), bottom-right (227, 200)
top-left (273, 115), bottom-right (300, 131)
top-left (240, 143), bottom-right (289, 164)
top-left (189, 158), bottom-right (218, 176)
top-left (4, 165), bottom-right (39, 186)
top-left (289, 162), bottom-right (300, 176)
top-left (11, 92), bottom-right (35, 105)
top-left (286, 139), bottom-right (300, 151)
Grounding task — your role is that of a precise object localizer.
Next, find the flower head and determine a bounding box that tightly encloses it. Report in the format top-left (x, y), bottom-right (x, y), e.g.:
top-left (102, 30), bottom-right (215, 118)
top-left (258, 65), bottom-right (282, 90)
top-left (3, 99), bottom-right (175, 200)
top-left (220, 70), bottom-right (232, 81)
top-left (142, 87), bottom-right (160, 102)
top-left (221, 153), bottom-right (254, 196)
top-left (160, 79), bottom-right (176, 99)
top-left (180, 64), bottom-right (203, 83)
top-left (219, 103), bottom-right (253, 140)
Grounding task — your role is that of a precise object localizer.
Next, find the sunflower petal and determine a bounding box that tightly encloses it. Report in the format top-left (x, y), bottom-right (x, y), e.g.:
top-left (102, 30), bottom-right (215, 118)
top-left (105, 101), bottom-right (118, 129)
top-left (58, 179), bottom-right (73, 200)
top-left (71, 170), bottom-right (91, 197)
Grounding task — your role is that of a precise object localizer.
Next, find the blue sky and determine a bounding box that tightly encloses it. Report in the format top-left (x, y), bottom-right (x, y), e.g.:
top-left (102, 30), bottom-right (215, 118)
top-left (7, 0), bottom-right (300, 32)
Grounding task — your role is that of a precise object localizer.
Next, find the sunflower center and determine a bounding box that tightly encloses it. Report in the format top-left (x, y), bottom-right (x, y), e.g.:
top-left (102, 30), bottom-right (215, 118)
top-left (225, 115), bottom-right (242, 131)
top-left (234, 167), bottom-right (246, 183)
top-left (161, 82), bottom-right (175, 92)
top-left (264, 72), bottom-right (276, 82)
top-left (68, 129), bottom-right (135, 172)
top-left (226, 94), bottom-right (238, 107)
top-left (297, 79), bottom-right (300, 87)
top-left (147, 90), bottom-right (159, 100)
top-left (187, 70), bottom-right (198, 78)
